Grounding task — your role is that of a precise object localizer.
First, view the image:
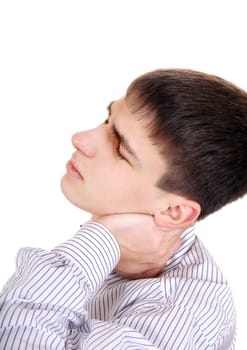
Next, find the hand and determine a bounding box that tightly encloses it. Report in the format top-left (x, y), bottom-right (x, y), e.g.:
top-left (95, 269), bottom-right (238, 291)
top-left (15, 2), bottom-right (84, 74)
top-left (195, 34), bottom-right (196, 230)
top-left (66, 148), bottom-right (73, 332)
top-left (93, 213), bottom-right (182, 279)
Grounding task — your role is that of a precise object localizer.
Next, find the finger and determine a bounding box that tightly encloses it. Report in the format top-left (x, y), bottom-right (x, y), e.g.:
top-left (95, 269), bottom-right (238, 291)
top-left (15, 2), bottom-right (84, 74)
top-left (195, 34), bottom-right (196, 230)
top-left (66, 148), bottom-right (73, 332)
top-left (142, 267), bottom-right (163, 278)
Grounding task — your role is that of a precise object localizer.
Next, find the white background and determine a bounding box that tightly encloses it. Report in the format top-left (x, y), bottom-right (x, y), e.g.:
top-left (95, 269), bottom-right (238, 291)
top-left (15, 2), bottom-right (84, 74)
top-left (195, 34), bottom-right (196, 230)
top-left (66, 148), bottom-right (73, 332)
top-left (0, 1), bottom-right (246, 348)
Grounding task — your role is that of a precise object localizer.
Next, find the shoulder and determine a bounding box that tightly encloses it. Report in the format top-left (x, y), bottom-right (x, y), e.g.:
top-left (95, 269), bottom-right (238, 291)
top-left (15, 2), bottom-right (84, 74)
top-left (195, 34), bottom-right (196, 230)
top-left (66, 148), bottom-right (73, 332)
top-left (160, 236), bottom-right (236, 348)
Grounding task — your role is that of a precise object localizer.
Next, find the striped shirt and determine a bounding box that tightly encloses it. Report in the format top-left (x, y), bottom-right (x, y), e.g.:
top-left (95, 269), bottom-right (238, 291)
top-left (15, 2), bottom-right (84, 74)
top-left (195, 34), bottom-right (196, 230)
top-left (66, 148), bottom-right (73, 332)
top-left (0, 222), bottom-right (236, 349)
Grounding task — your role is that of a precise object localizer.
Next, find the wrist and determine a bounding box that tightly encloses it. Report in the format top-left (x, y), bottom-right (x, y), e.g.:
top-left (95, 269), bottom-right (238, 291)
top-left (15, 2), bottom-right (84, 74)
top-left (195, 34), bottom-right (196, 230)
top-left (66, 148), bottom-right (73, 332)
top-left (54, 222), bottom-right (120, 291)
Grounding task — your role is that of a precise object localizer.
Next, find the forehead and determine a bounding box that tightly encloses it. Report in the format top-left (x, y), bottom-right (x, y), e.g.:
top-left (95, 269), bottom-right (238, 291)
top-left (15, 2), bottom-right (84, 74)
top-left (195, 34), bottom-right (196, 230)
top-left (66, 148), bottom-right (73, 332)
top-left (112, 96), bottom-right (149, 128)
top-left (111, 97), bottom-right (147, 134)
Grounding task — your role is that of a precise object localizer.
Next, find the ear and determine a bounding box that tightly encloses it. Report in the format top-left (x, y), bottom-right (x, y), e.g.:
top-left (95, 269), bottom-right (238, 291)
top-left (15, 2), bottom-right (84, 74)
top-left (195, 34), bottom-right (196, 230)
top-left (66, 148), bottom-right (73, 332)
top-left (154, 199), bottom-right (201, 229)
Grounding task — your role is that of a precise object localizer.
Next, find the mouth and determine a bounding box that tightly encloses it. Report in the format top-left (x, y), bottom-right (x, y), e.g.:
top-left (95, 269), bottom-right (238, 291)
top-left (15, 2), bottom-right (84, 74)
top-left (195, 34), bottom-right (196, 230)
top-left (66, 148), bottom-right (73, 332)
top-left (66, 160), bottom-right (84, 180)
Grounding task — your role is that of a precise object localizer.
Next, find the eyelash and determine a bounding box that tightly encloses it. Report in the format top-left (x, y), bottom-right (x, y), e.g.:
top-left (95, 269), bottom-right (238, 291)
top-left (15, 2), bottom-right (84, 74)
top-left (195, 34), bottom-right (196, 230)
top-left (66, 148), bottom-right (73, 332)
top-left (103, 119), bottom-right (125, 160)
top-left (112, 129), bottom-right (125, 160)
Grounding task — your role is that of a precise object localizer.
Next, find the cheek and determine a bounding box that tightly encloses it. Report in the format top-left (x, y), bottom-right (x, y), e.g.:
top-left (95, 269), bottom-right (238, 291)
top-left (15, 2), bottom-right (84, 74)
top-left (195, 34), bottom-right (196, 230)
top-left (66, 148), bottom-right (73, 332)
top-left (98, 162), bottom-right (129, 185)
top-left (91, 162), bottom-right (154, 209)
top-left (107, 173), bottom-right (150, 204)
top-left (96, 165), bottom-right (135, 196)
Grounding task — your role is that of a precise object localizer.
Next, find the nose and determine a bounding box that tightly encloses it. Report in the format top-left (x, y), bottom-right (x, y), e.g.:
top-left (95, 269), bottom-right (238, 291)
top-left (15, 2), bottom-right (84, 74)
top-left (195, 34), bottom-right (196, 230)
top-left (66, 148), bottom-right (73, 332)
top-left (71, 130), bottom-right (96, 157)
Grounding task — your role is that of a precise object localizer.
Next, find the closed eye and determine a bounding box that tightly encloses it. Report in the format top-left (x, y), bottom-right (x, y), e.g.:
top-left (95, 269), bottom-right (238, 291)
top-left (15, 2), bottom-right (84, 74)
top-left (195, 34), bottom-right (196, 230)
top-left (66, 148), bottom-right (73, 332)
top-left (104, 101), bottom-right (139, 164)
top-left (103, 118), bottom-right (127, 161)
top-left (111, 127), bottom-right (126, 160)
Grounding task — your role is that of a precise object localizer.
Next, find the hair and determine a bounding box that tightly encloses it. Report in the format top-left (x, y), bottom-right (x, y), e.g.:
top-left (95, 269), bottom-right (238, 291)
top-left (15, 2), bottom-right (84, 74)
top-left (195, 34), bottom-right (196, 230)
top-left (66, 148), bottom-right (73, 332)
top-left (126, 69), bottom-right (247, 220)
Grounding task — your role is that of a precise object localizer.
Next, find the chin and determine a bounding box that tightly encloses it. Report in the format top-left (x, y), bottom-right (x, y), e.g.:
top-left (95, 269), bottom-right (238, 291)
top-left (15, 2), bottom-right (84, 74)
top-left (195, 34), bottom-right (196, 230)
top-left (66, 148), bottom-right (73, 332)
top-left (60, 176), bottom-right (81, 208)
top-left (60, 177), bottom-right (93, 213)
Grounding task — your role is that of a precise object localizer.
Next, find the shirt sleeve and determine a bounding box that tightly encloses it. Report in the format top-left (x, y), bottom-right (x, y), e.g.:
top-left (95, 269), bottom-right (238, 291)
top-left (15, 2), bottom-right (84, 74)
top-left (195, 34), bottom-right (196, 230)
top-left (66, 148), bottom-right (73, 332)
top-left (0, 222), bottom-right (235, 349)
top-left (0, 222), bottom-right (159, 349)
top-left (0, 222), bottom-right (124, 349)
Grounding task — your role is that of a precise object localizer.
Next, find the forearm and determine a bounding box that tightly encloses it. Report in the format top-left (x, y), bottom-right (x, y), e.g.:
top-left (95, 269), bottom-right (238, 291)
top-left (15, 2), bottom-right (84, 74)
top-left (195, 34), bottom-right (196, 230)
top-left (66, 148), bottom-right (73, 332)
top-left (0, 222), bottom-right (120, 349)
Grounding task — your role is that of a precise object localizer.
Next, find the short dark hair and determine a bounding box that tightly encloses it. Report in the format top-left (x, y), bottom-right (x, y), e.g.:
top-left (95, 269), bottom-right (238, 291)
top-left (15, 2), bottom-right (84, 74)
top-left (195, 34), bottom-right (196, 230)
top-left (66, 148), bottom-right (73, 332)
top-left (126, 69), bottom-right (247, 219)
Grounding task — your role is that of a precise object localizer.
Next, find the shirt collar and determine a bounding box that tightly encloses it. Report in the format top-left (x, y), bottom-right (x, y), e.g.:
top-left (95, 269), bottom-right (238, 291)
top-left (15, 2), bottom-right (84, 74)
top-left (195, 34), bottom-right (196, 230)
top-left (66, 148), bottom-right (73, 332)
top-left (163, 225), bottom-right (196, 271)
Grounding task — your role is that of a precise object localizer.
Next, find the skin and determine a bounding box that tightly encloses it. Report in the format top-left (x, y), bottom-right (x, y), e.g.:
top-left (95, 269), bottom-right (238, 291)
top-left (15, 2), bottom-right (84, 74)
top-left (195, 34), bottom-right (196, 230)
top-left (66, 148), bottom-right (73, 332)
top-left (61, 96), bottom-right (201, 278)
top-left (61, 97), bottom-right (169, 216)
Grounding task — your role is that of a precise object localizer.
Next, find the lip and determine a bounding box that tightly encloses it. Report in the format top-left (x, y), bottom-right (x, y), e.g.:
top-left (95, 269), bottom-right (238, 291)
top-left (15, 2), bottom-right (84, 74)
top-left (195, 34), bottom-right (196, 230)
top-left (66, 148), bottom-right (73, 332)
top-left (66, 160), bottom-right (84, 180)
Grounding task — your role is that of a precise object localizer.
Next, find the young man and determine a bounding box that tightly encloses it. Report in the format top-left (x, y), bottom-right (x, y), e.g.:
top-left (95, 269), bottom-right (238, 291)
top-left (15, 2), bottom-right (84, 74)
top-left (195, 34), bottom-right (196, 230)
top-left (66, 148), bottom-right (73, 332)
top-left (0, 69), bottom-right (246, 349)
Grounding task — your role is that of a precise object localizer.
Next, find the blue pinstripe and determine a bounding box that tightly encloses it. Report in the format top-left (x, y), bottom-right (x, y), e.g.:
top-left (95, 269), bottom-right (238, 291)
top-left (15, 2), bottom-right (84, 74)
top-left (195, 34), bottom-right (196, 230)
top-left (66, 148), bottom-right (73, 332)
top-left (0, 222), bottom-right (236, 349)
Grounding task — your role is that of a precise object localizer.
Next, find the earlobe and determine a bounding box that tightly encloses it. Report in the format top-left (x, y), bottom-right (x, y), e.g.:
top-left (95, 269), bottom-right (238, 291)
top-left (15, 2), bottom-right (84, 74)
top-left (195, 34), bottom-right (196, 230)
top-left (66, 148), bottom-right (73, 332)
top-left (154, 200), bottom-right (201, 229)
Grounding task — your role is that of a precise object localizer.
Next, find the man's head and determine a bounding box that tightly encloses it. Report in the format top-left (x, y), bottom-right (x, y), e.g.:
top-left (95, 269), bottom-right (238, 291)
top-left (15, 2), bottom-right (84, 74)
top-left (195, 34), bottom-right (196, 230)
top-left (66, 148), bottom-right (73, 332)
top-left (126, 69), bottom-right (247, 219)
top-left (61, 69), bottom-right (247, 227)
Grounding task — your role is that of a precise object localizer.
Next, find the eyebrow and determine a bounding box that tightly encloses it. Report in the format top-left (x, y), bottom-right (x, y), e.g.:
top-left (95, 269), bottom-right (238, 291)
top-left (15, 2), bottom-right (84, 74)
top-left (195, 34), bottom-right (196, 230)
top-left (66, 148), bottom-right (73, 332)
top-left (107, 101), bottom-right (114, 115)
top-left (107, 101), bottom-right (140, 163)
